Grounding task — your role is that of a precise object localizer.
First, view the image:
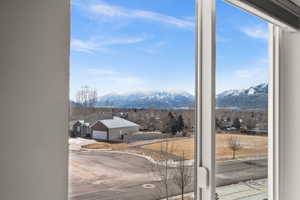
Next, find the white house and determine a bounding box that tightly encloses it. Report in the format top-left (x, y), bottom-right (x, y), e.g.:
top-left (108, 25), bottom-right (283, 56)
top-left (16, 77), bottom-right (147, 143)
top-left (91, 117), bottom-right (140, 141)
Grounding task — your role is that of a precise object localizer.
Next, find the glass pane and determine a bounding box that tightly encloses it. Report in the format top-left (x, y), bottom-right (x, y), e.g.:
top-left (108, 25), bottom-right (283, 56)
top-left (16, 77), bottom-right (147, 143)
top-left (216, 1), bottom-right (269, 200)
top-left (69, 1), bottom-right (196, 200)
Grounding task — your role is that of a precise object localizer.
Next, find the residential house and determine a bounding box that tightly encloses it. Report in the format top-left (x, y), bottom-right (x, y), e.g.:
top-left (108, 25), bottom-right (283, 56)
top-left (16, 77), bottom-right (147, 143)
top-left (70, 120), bottom-right (91, 138)
top-left (91, 116), bottom-right (140, 142)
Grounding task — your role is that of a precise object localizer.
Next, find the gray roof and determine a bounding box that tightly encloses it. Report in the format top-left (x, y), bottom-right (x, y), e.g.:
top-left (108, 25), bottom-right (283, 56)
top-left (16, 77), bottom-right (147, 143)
top-left (70, 120), bottom-right (84, 126)
top-left (98, 117), bottom-right (139, 129)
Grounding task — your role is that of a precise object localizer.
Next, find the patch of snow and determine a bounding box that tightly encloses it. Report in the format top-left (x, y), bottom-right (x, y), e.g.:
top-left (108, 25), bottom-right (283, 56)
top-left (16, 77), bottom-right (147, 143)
top-left (247, 88), bottom-right (256, 95)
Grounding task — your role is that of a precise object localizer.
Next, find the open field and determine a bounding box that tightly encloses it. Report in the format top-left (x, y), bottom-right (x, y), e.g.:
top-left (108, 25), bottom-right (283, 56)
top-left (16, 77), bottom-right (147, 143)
top-left (141, 137), bottom-right (194, 160)
top-left (141, 133), bottom-right (267, 161)
top-left (82, 133), bottom-right (268, 161)
top-left (216, 134), bottom-right (267, 160)
top-left (82, 138), bottom-right (168, 150)
top-left (82, 137), bottom-right (186, 160)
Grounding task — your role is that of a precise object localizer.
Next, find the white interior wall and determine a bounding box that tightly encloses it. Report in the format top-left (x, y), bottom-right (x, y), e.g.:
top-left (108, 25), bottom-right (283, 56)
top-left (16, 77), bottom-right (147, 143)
top-left (279, 29), bottom-right (300, 199)
top-left (0, 1), bottom-right (69, 200)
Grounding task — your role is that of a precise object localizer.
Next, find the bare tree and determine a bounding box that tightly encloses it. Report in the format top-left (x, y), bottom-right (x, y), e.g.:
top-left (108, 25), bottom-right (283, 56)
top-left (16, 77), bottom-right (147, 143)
top-left (148, 137), bottom-right (175, 200)
top-left (172, 151), bottom-right (192, 200)
top-left (160, 137), bottom-right (172, 200)
top-left (75, 85), bottom-right (98, 107)
top-left (227, 136), bottom-right (242, 160)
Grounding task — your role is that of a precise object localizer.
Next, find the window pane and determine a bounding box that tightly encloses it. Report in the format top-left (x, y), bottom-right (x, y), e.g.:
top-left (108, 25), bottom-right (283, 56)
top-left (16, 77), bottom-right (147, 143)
top-left (69, 1), bottom-right (196, 200)
top-left (216, 0), bottom-right (269, 199)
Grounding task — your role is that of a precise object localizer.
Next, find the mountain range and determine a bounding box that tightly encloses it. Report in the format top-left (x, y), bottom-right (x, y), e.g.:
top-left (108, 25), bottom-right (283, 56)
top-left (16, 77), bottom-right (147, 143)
top-left (96, 91), bottom-right (194, 109)
top-left (216, 83), bottom-right (268, 110)
top-left (72, 83), bottom-right (268, 110)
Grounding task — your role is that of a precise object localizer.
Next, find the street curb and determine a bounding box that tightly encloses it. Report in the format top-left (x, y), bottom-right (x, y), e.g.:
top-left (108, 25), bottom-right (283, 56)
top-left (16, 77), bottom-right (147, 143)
top-left (80, 147), bottom-right (267, 166)
top-left (81, 148), bottom-right (195, 167)
top-left (218, 157), bottom-right (268, 164)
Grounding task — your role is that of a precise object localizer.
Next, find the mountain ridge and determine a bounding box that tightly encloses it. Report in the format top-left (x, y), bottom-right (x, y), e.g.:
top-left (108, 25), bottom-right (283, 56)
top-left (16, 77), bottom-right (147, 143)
top-left (216, 83), bottom-right (268, 110)
top-left (72, 83), bottom-right (268, 110)
top-left (96, 90), bottom-right (194, 109)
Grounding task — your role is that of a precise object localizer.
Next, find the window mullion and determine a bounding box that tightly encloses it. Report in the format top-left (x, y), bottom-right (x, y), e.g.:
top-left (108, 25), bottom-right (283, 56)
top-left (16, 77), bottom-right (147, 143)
top-left (195, 0), bottom-right (216, 200)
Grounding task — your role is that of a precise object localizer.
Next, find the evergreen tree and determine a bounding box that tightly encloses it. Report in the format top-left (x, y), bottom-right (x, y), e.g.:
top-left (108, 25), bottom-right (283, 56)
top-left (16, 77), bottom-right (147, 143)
top-left (233, 117), bottom-right (241, 130)
top-left (226, 117), bottom-right (231, 122)
top-left (215, 118), bottom-right (220, 129)
top-left (171, 123), bottom-right (178, 136)
top-left (177, 115), bottom-right (185, 133)
top-left (168, 112), bottom-right (177, 135)
top-left (168, 112), bottom-right (174, 119)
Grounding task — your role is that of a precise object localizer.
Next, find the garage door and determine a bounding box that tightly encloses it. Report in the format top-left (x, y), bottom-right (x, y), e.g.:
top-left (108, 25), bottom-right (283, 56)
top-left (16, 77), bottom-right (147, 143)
top-left (93, 131), bottom-right (107, 140)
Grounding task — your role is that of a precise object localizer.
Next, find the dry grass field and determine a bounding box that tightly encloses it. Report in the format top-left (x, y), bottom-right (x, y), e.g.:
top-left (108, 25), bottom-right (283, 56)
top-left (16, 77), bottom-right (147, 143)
top-left (82, 138), bottom-right (167, 150)
top-left (216, 134), bottom-right (267, 160)
top-left (142, 137), bottom-right (194, 159)
top-left (142, 134), bottom-right (267, 160)
top-left (83, 133), bottom-right (268, 161)
top-left (82, 142), bottom-right (128, 150)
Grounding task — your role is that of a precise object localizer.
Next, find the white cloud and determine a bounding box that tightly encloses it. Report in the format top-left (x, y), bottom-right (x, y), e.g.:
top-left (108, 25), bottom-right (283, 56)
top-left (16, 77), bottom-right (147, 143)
top-left (71, 39), bottom-right (101, 54)
top-left (88, 68), bottom-right (144, 87)
top-left (104, 76), bottom-right (143, 85)
top-left (87, 68), bottom-right (116, 75)
top-left (234, 67), bottom-right (264, 79)
top-left (71, 36), bottom-right (146, 54)
top-left (70, 67), bottom-right (146, 97)
top-left (234, 57), bottom-right (269, 80)
top-left (215, 58), bottom-right (268, 93)
top-left (80, 1), bottom-right (194, 29)
top-left (241, 25), bottom-right (268, 40)
top-left (101, 36), bottom-right (147, 45)
top-left (91, 74), bottom-right (145, 95)
top-left (184, 16), bottom-right (195, 22)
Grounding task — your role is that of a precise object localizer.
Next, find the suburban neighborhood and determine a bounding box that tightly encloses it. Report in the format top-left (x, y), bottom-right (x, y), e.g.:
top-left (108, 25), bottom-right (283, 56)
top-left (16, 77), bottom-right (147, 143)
top-left (69, 105), bottom-right (268, 200)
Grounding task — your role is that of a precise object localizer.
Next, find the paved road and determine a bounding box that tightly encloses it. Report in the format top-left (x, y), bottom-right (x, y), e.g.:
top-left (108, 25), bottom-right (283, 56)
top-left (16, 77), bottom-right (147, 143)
top-left (216, 159), bottom-right (268, 187)
top-left (69, 151), bottom-right (267, 200)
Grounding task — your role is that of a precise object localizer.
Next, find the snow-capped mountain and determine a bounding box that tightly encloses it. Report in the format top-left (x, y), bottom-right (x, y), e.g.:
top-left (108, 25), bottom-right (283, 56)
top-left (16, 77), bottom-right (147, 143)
top-left (96, 91), bottom-right (194, 109)
top-left (216, 83), bottom-right (268, 110)
top-left (72, 83), bottom-right (268, 110)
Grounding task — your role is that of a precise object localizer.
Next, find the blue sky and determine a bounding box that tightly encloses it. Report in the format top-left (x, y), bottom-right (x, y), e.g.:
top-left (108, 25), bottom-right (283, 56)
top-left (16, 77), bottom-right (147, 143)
top-left (70, 0), bottom-right (268, 99)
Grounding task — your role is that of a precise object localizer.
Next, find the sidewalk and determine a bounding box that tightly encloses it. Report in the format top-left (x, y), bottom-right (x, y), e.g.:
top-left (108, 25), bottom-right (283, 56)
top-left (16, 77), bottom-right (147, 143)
top-left (163, 179), bottom-right (267, 200)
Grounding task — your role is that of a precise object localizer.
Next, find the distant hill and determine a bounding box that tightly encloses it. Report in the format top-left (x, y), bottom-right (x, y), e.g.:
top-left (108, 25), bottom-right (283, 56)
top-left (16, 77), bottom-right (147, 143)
top-left (96, 91), bottom-right (194, 110)
top-left (71, 83), bottom-right (268, 110)
top-left (216, 83), bottom-right (268, 110)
